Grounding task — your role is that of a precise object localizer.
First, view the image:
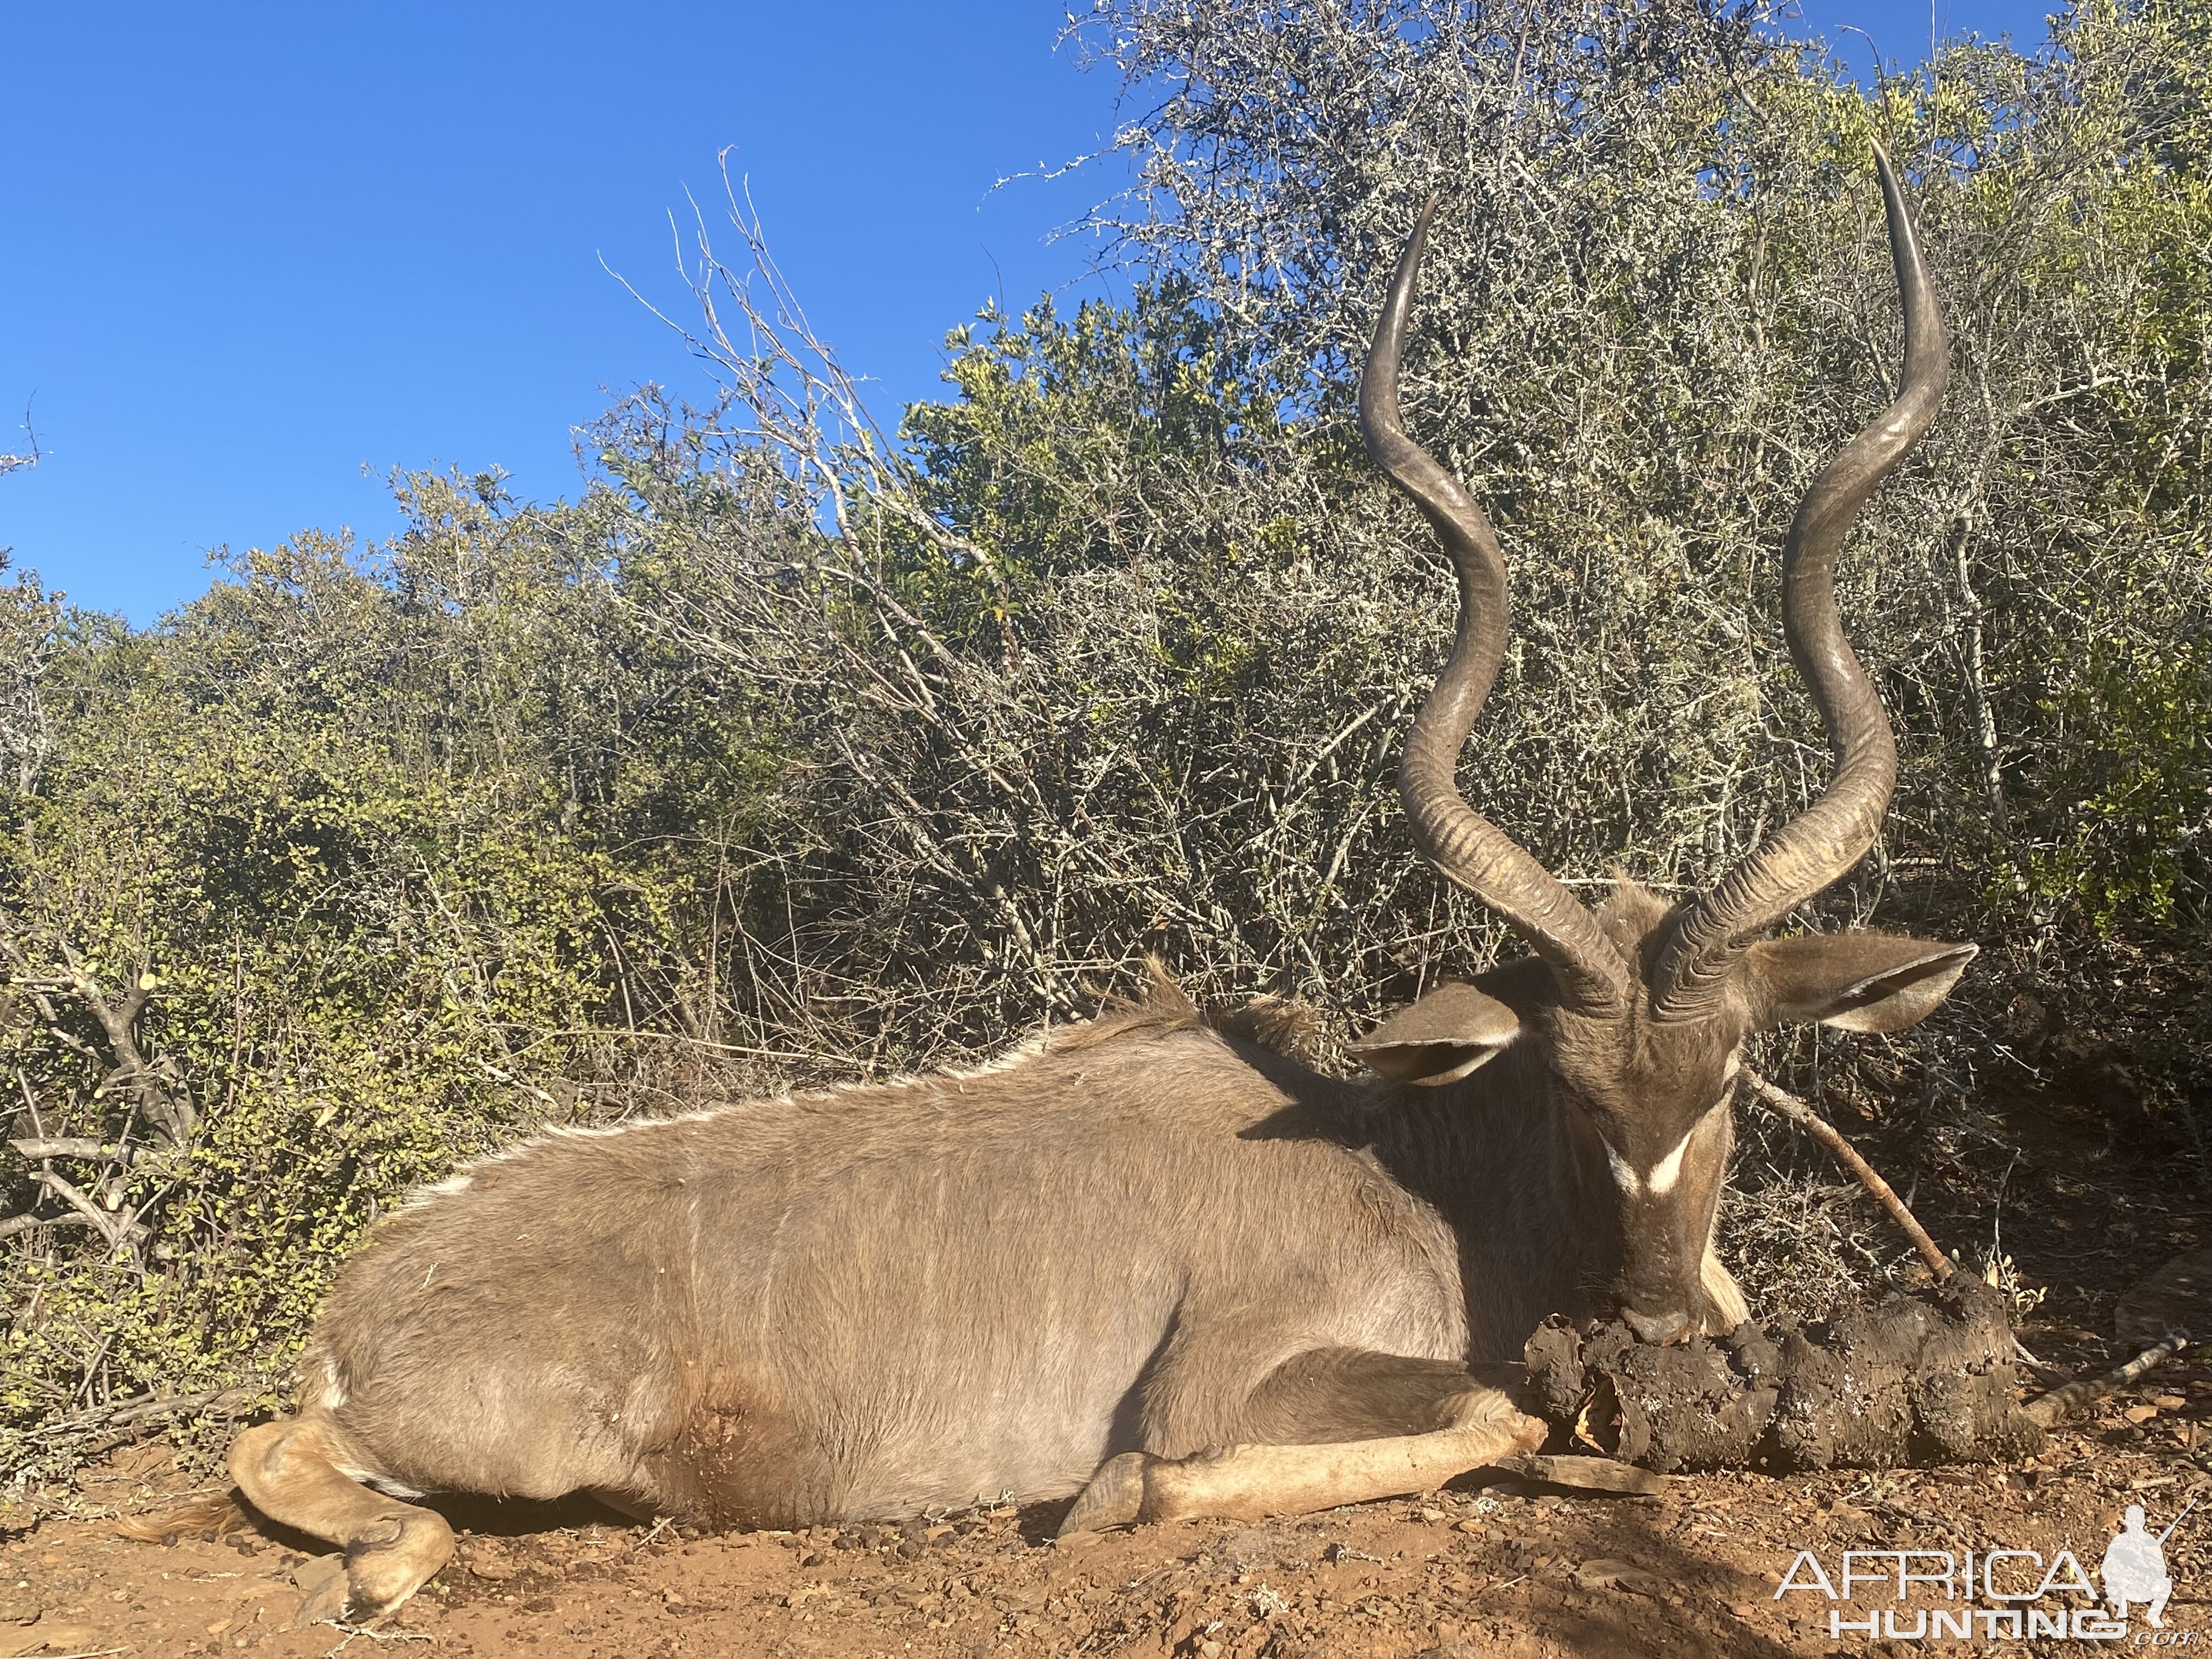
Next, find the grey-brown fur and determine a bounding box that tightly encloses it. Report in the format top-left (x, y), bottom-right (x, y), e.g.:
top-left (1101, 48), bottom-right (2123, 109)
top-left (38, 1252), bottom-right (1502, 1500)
top-left (260, 876), bottom-right (1963, 1543)
top-left (300, 970), bottom-right (1441, 1529)
top-left (219, 154), bottom-right (1973, 1623)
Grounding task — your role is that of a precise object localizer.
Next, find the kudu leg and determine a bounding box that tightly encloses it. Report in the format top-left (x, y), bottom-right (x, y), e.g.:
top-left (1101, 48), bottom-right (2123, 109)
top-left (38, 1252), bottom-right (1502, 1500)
top-left (1059, 1352), bottom-right (1547, 1534)
top-left (228, 1414), bottom-right (454, 1626)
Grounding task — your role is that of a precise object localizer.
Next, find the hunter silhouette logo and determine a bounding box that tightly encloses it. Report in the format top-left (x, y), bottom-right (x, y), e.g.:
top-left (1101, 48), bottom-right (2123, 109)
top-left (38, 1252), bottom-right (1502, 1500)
top-left (1773, 1497), bottom-right (2199, 1642)
top-left (2104, 1498), bottom-right (2192, 1629)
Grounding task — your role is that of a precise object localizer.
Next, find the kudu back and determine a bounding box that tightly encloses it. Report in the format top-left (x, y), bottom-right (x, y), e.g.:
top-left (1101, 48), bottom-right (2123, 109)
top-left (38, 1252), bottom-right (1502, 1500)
top-left (224, 153), bottom-right (1973, 1623)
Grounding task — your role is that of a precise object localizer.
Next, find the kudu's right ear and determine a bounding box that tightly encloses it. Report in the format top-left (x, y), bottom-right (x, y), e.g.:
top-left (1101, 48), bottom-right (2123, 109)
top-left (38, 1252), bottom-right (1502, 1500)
top-left (1348, 983), bottom-right (1521, 1086)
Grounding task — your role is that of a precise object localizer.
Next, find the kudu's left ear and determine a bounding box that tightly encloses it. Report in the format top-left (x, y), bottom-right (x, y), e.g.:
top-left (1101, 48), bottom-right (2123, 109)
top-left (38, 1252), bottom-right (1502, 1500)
top-left (1743, 934), bottom-right (1978, 1034)
top-left (1348, 983), bottom-right (1522, 1085)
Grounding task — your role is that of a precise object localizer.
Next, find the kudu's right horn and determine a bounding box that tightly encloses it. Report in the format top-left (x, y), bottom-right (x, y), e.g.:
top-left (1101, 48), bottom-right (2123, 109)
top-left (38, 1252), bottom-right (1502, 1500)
top-left (1649, 145), bottom-right (1948, 1022)
top-left (1359, 197), bottom-right (1630, 1016)
top-left (1358, 150), bottom-right (1946, 1023)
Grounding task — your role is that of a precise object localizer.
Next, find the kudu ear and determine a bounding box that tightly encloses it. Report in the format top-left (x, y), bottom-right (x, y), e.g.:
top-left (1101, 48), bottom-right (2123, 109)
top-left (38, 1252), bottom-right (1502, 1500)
top-left (1744, 935), bottom-right (1978, 1034)
top-left (1348, 983), bottom-right (1521, 1086)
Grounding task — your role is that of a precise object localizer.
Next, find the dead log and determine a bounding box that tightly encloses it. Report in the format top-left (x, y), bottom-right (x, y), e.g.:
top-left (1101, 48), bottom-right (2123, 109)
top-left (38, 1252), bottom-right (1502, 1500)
top-left (1525, 1274), bottom-right (2046, 1474)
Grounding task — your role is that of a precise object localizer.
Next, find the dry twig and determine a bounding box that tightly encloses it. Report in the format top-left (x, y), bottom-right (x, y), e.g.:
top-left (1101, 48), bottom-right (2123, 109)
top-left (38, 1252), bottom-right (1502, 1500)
top-left (1740, 1068), bottom-right (1953, 1280)
top-left (2024, 1336), bottom-right (2190, 1429)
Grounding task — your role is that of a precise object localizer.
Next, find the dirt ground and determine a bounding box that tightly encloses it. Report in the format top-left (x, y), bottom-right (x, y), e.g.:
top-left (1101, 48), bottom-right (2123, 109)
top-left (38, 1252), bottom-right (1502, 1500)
top-left (3, 1389), bottom-right (2208, 1659)
top-left (10, 1067), bottom-right (2212, 1658)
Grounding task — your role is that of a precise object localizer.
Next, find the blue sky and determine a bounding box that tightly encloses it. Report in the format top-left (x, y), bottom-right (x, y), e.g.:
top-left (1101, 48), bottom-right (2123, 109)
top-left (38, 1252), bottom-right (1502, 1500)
top-left (1, 1), bottom-right (2061, 624)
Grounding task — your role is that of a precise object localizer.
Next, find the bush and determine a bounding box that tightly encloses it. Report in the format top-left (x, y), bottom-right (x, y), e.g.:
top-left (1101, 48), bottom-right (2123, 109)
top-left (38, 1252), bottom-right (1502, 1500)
top-left (3, 0), bottom-right (2208, 1487)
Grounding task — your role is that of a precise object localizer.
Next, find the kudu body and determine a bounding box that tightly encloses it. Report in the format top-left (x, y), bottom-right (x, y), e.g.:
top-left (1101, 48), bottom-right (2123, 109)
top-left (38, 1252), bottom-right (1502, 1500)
top-left (225, 153), bottom-right (1972, 1623)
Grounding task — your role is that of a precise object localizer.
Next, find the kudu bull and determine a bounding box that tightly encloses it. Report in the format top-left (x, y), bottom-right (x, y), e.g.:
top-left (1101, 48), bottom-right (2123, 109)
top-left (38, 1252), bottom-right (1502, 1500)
top-left (225, 153), bottom-right (1970, 1623)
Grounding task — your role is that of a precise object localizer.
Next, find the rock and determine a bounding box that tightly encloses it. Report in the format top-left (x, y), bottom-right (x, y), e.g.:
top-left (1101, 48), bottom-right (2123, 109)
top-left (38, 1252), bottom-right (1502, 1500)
top-left (2, 1620), bottom-right (98, 1658)
top-left (461, 1541), bottom-right (518, 1581)
top-left (1573, 1558), bottom-right (1665, 1596)
top-left (2116, 1247), bottom-right (2212, 1344)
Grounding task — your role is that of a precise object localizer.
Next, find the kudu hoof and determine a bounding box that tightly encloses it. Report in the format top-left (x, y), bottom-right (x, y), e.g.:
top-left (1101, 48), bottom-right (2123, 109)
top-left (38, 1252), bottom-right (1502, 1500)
top-left (1058, 1451), bottom-right (1154, 1535)
top-left (291, 1509), bottom-right (454, 1627)
top-left (290, 1555), bottom-right (351, 1628)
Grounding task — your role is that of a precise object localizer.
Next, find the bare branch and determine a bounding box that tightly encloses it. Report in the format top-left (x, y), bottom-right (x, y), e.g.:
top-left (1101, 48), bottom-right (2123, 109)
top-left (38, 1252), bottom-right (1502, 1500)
top-left (1742, 1068), bottom-right (1954, 1282)
top-left (2026, 1337), bottom-right (2190, 1429)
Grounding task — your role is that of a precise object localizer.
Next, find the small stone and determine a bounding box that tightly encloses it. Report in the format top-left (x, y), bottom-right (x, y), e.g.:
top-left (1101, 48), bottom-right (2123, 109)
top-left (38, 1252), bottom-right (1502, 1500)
top-left (1418, 1508), bottom-right (1447, 1523)
top-left (1573, 1558), bottom-right (1663, 1596)
top-left (461, 1543), bottom-right (518, 1582)
top-left (1453, 1519), bottom-right (1484, 1534)
top-left (1199, 1643), bottom-right (1223, 1658)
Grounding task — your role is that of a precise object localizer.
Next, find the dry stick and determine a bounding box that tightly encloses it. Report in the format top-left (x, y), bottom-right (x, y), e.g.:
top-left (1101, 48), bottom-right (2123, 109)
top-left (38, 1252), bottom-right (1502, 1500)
top-left (0, 1210), bottom-right (99, 1240)
top-left (2024, 1336), bottom-right (2190, 1429)
top-left (1740, 1068), bottom-right (1954, 1280)
top-left (9, 1137), bottom-right (150, 1164)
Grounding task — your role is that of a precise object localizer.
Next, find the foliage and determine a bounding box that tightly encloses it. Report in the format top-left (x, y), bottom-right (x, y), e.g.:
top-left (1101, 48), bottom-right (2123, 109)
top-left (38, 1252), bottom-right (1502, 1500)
top-left (0, 478), bottom-right (781, 1482)
top-left (3, 0), bottom-right (2209, 1482)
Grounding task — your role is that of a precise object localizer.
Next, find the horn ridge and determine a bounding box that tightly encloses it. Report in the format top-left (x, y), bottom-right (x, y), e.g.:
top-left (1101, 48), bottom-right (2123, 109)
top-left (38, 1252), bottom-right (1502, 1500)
top-left (1360, 198), bottom-right (1629, 1014)
top-left (1650, 145), bottom-right (1950, 1022)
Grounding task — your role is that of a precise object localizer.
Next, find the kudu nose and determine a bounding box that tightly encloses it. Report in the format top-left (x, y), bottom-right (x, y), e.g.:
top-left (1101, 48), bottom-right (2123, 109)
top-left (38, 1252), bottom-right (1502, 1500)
top-left (1622, 1306), bottom-right (1690, 1345)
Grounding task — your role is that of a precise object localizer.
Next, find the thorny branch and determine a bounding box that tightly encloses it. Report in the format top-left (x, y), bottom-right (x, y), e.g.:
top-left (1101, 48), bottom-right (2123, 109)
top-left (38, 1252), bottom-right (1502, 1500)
top-left (0, 397), bottom-right (37, 478)
top-left (0, 930), bottom-right (190, 1267)
top-left (1742, 1067), bottom-right (1955, 1282)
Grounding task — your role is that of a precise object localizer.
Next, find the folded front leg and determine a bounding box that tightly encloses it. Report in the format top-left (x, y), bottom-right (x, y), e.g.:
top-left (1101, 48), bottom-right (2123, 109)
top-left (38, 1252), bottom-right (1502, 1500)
top-left (1060, 1349), bottom-right (1545, 1534)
